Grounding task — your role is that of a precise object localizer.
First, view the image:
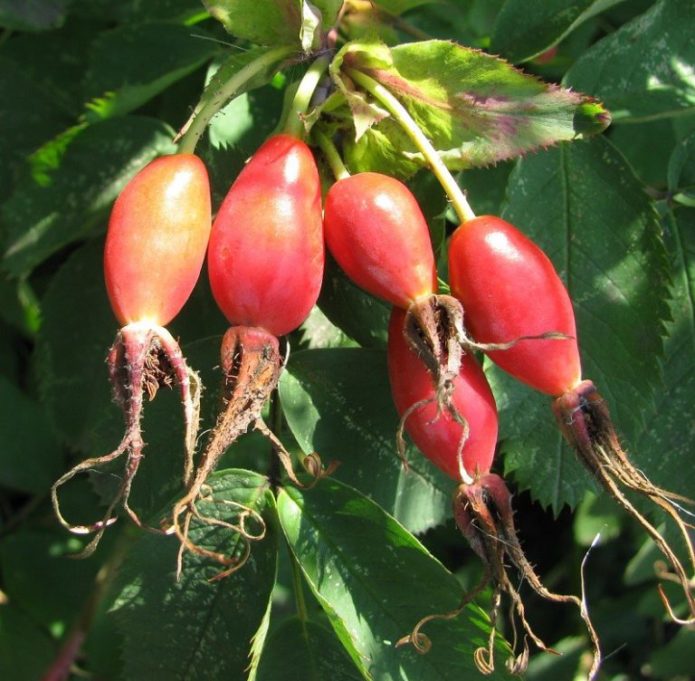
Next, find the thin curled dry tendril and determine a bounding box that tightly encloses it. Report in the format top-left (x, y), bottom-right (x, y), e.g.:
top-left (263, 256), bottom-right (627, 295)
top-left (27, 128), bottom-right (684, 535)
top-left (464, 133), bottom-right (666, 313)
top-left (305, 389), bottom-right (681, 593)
top-left (554, 382), bottom-right (695, 624)
top-left (395, 392), bottom-right (474, 485)
top-left (171, 327), bottom-right (337, 579)
top-left (454, 476), bottom-right (601, 677)
top-left (255, 419), bottom-right (338, 489)
top-left (473, 586), bottom-right (502, 676)
top-left (396, 568), bottom-right (490, 654)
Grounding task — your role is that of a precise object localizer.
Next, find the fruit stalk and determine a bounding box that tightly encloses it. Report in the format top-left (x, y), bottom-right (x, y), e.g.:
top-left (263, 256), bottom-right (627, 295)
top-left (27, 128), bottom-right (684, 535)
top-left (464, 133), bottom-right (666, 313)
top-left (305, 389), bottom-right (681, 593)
top-left (176, 46), bottom-right (294, 154)
top-left (171, 327), bottom-right (279, 579)
top-left (345, 66), bottom-right (476, 223)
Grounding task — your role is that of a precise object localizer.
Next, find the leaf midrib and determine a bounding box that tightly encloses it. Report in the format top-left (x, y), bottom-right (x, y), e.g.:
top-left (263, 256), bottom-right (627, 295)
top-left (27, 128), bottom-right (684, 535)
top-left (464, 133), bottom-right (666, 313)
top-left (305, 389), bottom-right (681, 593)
top-left (279, 488), bottom-right (497, 681)
top-left (179, 482), bottom-right (268, 680)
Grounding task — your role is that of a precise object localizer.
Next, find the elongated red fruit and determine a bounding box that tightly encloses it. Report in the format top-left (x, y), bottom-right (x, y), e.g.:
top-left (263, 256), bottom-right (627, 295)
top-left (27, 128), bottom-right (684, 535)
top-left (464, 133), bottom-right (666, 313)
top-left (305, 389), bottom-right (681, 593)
top-left (387, 307), bottom-right (498, 481)
top-left (323, 172), bottom-right (437, 308)
top-left (448, 215), bottom-right (581, 396)
top-left (104, 153), bottom-right (211, 326)
top-left (54, 154), bottom-right (210, 554)
top-left (208, 134), bottom-right (324, 337)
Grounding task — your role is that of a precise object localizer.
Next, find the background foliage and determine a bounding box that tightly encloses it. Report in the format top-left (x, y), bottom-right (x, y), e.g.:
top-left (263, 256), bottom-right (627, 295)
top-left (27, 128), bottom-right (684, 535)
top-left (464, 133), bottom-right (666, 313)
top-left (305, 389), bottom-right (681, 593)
top-left (0, 1), bottom-right (693, 680)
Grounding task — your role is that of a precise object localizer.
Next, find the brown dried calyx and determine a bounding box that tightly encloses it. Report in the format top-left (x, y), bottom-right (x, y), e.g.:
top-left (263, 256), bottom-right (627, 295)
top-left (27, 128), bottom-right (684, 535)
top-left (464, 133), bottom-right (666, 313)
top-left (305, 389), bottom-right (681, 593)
top-left (51, 323), bottom-right (201, 558)
top-left (170, 326), bottom-right (336, 580)
top-left (403, 294), bottom-right (467, 408)
top-left (554, 380), bottom-right (695, 624)
top-left (399, 474), bottom-right (601, 678)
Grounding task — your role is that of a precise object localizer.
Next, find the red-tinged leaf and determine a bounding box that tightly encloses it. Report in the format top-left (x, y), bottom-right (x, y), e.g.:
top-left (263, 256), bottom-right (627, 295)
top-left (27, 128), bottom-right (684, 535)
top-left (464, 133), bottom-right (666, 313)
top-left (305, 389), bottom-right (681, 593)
top-left (328, 39), bottom-right (610, 176)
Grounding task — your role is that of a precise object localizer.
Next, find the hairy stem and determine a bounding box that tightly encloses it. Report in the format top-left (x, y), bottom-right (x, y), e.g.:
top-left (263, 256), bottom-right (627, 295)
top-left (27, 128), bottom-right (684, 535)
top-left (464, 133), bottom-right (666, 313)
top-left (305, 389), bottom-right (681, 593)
top-left (171, 327), bottom-right (280, 575)
top-left (314, 128), bottom-right (350, 181)
top-left (284, 53), bottom-right (332, 138)
top-left (177, 46), bottom-right (293, 154)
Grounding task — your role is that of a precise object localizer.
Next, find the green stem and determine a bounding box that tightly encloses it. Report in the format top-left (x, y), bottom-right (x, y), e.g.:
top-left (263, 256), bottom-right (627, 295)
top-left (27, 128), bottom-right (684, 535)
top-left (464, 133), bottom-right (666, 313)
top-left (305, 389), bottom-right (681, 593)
top-left (284, 54), bottom-right (332, 139)
top-left (346, 67), bottom-right (476, 224)
top-left (314, 129), bottom-right (350, 181)
top-left (289, 544), bottom-right (309, 623)
top-left (177, 46), bottom-right (293, 155)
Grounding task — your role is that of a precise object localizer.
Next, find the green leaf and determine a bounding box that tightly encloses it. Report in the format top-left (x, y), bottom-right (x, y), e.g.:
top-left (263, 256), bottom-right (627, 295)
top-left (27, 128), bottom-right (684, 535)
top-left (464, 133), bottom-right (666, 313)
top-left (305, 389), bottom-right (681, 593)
top-left (1, 20), bottom-right (95, 117)
top-left (2, 116), bottom-right (176, 277)
top-left (206, 82), bottom-right (284, 159)
top-left (114, 0), bottom-right (211, 24)
top-left (492, 137), bottom-right (671, 512)
top-left (0, 529), bottom-right (102, 635)
top-left (0, 605), bottom-right (54, 681)
top-left (0, 321), bottom-right (20, 382)
top-left (457, 161), bottom-right (514, 218)
top-left (631, 208), bottom-right (695, 501)
top-left (111, 470), bottom-right (277, 681)
top-left (648, 627), bottom-right (695, 679)
top-left (203, 0), bottom-right (340, 48)
top-left (572, 492), bottom-right (622, 546)
top-left (486, 364), bottom-right (593, 513)
top-left (0, 277), bottom-right (41, 337)
top-left (317, 257), bottom-right (391, 348)
top-left (0, 0), bottom-right (69, 31)
top-left (203, 0), bottom-right (299, 44)
top-left (524, 636), bottom-right (586, 681)
top-left (278, 348), bottom-right (454, 534)
top-left (609, 119), bottom-right (676, 189)
top-left (331, 40), bottom-right (610, 176)
top-left (247, 592), bottom-right (273, 681)
top-left (0, 56), bottom-right (72, 201)
top-left (397, 0), bottom-right (498, 45)
top-left (312, 0), bottom-right (345, 28)
top-left (80, 582), bottom-right (125, 681)
top-left (256, 616), bottom-right (362, 681)
top-left (566, 0), bottom-right (695, 122)
top-left (298, 306), bottom-right (357, 349)
top-left (277, 479), bottom-right (510, 680)
top-left (82, 23), bottom-right (218, 121)
top-left (374, 0), bottom-right (438, 15)
top-left (667, 131), bottom-right (695, 206)
top-left (490, 0), bottom-right (626, 64)
top-left (27, 124), bottom-right (88, 188)
top-left (0, 376), bottom-right (62, 493)
top-left (34, 239), bottom-right (121, 452)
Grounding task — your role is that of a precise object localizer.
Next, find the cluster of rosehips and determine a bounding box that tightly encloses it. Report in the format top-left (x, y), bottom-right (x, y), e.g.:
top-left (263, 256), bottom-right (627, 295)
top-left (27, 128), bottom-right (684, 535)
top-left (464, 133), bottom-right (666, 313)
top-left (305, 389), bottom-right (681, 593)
top-left (50, 126), bottom-right (694, 674)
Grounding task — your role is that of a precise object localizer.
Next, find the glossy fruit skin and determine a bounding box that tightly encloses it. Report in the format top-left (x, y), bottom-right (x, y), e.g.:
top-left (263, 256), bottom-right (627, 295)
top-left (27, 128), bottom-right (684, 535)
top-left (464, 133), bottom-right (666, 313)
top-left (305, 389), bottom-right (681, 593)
top-left (448, 216), bottom-right (581, 396)
top-left (387, 307), bottom-right (498, 481)
top-left (323, 172), bottom-right (437, 308)
top-left (104, 154), bottom-right (211, 327)
top-left (208, 134), bottom-right (324, 337)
